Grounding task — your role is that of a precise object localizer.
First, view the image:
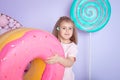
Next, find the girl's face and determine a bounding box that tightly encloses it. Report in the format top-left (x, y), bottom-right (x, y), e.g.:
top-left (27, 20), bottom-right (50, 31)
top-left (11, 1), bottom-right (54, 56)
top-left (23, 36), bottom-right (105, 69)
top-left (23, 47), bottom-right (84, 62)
top-left (58, 21), bottom-right (74, 43)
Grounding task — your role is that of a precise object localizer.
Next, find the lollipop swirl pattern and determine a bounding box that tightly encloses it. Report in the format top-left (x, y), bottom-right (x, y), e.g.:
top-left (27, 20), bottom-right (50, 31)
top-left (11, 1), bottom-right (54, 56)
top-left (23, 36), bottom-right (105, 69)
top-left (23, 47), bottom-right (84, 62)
top-left (70, 0), bottom-right (111, 32)
top-left (0, 13), bottom-right (22, 34)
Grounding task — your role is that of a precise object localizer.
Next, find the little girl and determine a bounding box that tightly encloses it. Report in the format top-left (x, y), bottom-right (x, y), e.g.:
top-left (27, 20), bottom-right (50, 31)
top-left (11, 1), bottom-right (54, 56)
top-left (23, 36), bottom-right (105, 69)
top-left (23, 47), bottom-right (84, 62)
top-left (46, 16), bottom-right (78, 80)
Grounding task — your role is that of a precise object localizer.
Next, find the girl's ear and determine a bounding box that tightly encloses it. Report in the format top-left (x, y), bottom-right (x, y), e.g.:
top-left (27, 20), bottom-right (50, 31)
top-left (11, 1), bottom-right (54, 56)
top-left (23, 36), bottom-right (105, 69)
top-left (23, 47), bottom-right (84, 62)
top-left (56, 27), bottom-right (60, 31)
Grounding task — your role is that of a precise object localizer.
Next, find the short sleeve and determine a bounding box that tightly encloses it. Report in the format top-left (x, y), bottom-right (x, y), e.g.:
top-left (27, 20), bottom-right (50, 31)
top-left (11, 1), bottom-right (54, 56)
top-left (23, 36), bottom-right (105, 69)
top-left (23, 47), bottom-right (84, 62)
top-left (67, 43), bottom-right (78, 57)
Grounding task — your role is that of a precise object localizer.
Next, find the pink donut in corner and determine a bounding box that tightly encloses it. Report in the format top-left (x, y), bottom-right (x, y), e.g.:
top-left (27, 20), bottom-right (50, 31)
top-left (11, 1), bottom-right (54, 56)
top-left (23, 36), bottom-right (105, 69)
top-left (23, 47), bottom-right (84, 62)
top-left (0, 27), bottom-right (64, 80)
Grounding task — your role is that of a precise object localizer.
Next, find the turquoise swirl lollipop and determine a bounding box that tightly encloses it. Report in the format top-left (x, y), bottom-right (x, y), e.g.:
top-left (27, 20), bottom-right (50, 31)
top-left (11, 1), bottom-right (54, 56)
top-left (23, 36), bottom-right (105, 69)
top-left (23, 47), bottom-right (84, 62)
top-left (70, 0), bottom-right (111, 32)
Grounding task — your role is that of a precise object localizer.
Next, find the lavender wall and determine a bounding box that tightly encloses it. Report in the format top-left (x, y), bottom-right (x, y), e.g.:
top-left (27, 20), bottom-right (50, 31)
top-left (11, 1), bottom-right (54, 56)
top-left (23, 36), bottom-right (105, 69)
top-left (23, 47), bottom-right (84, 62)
top-left (91, 0), bottom-right (120, 80)
top-left (0, 0), bottom-right (120, 80)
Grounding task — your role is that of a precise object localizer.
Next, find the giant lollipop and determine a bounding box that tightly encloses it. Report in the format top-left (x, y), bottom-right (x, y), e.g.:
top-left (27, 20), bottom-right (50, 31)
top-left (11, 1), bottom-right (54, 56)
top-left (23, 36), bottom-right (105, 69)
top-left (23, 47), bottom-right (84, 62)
top-left (70, 0), bottom-right (111, 80)
top-left (70, 0), bottom-right (111, 32)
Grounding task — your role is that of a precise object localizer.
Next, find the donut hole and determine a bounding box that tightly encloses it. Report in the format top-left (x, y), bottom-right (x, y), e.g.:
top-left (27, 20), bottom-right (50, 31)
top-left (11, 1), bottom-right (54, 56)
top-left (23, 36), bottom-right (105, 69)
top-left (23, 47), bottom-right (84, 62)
top-left (23, 58), bottom-right (46, 80)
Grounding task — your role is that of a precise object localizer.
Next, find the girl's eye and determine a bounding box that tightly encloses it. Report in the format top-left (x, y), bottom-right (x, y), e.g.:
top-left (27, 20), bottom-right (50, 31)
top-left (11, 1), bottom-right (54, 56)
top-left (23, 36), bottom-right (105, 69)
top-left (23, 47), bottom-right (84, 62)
top-left (69, 27), bottom-right (73, 30)
top-left (62, 27), bottom-right (66, 30)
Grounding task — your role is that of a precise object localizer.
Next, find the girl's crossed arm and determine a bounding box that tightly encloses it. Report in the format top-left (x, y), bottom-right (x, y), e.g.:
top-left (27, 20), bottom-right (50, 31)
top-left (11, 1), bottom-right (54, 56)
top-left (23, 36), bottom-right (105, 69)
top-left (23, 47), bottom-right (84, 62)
top-left (45, 54), bottom-right (75, 67)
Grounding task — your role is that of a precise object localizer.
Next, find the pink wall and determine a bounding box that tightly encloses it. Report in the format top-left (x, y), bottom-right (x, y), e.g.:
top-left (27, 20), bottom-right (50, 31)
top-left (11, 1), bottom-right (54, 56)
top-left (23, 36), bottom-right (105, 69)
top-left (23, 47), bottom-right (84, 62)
top-left (0, 0), bottom-right (120, 80)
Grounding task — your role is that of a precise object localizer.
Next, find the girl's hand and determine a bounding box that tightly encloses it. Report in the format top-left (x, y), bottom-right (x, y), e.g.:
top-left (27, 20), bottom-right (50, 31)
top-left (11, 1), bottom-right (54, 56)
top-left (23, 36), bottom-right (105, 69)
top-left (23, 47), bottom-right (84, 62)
top-left (45, 54), bottom-right (60, 64)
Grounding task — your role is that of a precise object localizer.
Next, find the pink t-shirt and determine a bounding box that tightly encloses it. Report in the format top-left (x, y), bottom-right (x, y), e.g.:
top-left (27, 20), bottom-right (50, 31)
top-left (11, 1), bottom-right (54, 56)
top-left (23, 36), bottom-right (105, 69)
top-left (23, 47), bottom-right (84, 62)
top-left (61, 42), bottom-right (78, 80)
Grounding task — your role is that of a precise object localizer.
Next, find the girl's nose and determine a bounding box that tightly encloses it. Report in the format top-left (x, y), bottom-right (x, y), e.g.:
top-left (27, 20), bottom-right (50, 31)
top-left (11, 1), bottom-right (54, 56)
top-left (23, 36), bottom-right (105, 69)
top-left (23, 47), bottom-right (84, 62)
top-left (66, 29), bottom-right (69, 32)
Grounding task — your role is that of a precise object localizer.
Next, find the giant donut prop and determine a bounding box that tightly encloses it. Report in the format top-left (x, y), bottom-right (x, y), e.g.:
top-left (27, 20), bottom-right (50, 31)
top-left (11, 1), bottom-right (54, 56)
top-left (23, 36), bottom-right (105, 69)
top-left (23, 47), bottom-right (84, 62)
top-left (70, 0), bottom-right (111, 32)
top-left (0, 27), bottom-right (64, 80)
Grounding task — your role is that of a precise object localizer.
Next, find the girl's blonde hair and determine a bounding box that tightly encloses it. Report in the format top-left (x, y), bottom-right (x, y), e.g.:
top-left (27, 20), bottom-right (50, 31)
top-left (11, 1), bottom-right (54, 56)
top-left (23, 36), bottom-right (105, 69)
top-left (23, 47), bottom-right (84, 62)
top-left (52, 16), bottom-right (78, 44)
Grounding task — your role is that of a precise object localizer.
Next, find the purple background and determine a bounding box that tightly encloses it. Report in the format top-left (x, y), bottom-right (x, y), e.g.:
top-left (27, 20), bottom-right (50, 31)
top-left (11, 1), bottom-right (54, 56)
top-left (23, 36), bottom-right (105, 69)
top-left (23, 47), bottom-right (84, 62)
top-left (0, 0), bottom-right (120, 80)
